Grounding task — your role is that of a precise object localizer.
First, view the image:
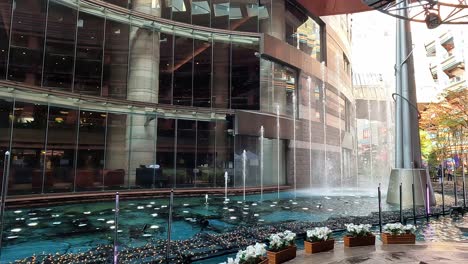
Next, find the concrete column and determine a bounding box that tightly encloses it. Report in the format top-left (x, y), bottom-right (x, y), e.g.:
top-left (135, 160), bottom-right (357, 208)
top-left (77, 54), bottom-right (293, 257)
top-left (123, 1), bottom-right (161, 186)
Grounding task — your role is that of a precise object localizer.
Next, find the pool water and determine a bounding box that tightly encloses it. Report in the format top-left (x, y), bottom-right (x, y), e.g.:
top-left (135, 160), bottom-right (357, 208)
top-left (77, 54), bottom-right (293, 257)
top-left (0, 190), bottom-right (465, 263)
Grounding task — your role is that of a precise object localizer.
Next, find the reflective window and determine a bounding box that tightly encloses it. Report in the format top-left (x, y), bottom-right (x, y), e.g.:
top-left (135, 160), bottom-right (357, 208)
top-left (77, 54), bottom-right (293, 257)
top-left (0, 0), bottom-right (12, 79)
top-left (104, 112), bottom-right (128, 189)
top-left (43, 1), bottom-right (77, 90)
top-left (157, 118), bottom-right (175, 188)
top-left (8, 0), bottom-right (47, 85)
top-left (196, 121), bottom-right (215, 186)
top-left (173, 32), bottom-right (193, 106)
top-left (102, 17), bottom-right (129, 99)
top-left (74, 12), bottom-right (105, 96)
top-left (76, 110), bottom-right (106, 191)
top-left (231, 41), bottom-right (259, 110)
top-left (212, 35), bottom-right (230, 108)
top-left (158, 32), bottom-right (174, 104)
top-left (193, 37), bottom-right (212, 107)
top-left (285, 0), bottom-right (322, 61)
top-left (172, 0), bottom-right (191, 24)
top-left (211, 0), bottom-right (229, 29)
top-left (214, 117), bottom-right (234, 187)
top-left (105, 0), bottom-right (128, 8)
top-left (10, 102), bottom-right (48, 195)
top-left (192, 0), bottom-right (211, 27)
top-left (230, 0), bottom-right (258, 33)
top-left (0, 99), bottom-right (13, 193)
top-left (176, 119), bottom-right (196, 187)
top-left (44, 106), bottom-right (78, 193)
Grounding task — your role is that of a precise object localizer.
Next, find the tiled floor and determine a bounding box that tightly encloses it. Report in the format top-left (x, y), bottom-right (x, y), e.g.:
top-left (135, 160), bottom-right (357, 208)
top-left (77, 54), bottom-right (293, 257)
top-left (289, 241), bottom-right (468, 263)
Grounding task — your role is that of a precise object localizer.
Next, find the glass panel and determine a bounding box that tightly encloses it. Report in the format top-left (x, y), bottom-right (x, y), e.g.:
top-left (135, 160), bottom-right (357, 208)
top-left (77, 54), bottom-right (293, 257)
top-left (196, 121), bottom-right (215, 187)
top-left (173, 32), bottom-right (193, 106)
top-left (74, 12), bottom-right (105, 96)
top-left (193, 38), bottom-right (211, 107)
top-left (211, 0), bottom-right (229, 29)
top-left (215, 117), bottom-right (234, 187)
top-left (10, 101), bottom-right (47, 195)
top-left (231, 41), bottom-right (259, 110)
top-left (176, 119), bottom-right (196, 187)
top-left (130, 113), bottom-right (157, 189)
top-left (258, 0), bottom-right (271, 34)
top-left (172, 0), bottom-right (191, 24)
top-left (8, 0), bottom-right (47, 85)
top-left (158, 32), bottom-right (173, 104)
top-left (0, 98), bottom-right (13, 193)
top-left (285, 0), bottom-right (321, 60)
top-left (234, 135), bottom-right (259, 187)
top-left (102, 16), bottom-right (129, 99)
top-left (43, 1), bottom-right (77, 90)
top-left (44, 106), bottom-right (78, 193)
top-left (161, 0), bottom-right (172, 19)
top-left (0, 0), bottom-right (12, 79)
top-left (156, 118), bottom-right (175, 188)
top-left (76, 109), bottom-right (106, 191)
top-left (230, 0), bottom-right (258, 32)
top-left (192, 0), bottom-right (211, 27)
top-left (104, 112), bottom-right (129, 189)
top-left (212, 34), bottom-right (229, 108)
top-left (104, 0), bottom-right (128, 8)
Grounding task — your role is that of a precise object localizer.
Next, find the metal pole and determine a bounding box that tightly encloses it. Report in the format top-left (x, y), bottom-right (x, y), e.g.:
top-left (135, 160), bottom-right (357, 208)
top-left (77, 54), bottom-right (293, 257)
top-left (378, 184), bottom-right (382, 233)
top-left (425, 184), bottom-right (429, 222)
top-left (166, 189), bottom-right (174, 263)
top-left (113, 192), bottom-right (119, 264)
top-left (399, 183), bottom-right (403, 223)
top-left (454, 170), bottom-right (458, 206)
top-left (441, 162), bottom-right (445, 215)
top-left (0, 151), bottom-right (11, 254)
top-left (412, 183), bottom-right (416, 226)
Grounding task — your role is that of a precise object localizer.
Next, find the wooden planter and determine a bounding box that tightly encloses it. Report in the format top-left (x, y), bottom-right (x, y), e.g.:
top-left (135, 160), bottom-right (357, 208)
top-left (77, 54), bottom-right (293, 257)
top-left (267, 245), bottom-right (296, 264)
top-left (304, 239), bottom-right (335, 254)
top-left (344, 235), bottom-right (375, 247)
top-left (381, 233), bottom-right (415, 244)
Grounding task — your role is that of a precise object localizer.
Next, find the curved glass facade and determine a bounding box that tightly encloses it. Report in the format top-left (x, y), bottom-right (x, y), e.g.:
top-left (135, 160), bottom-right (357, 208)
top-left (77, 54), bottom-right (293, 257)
top-left (0, 0), bottom-right (357, 196)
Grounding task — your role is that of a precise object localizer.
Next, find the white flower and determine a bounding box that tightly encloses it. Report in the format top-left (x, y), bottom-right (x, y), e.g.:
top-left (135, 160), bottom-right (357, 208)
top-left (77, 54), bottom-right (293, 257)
top-left (346, 223), bottom-right (372, 237)
top-left (254, 243), bottom-right (267, 256)
top-left (306, 227), bottom-right (332, 242)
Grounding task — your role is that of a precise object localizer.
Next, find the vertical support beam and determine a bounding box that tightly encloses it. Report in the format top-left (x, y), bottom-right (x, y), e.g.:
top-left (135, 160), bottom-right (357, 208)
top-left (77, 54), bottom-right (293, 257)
top-left (395, 0), bottom-right (422, 169)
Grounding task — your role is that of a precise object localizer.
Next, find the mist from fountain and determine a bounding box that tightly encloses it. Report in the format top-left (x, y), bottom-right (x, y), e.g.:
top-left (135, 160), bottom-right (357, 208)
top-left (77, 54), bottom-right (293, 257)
top-left (321, 61), bottom-right (328, 187)
top-left (293, 93), bottom-right (297, 199)
top-left (276, 103), bottom-right (280, 199)
top-left (260, 126), bottom-right (264, 202)
top-left (307, 76), bottom-right (313, 189)
top-left (242, 150), bottom-right (247, 202)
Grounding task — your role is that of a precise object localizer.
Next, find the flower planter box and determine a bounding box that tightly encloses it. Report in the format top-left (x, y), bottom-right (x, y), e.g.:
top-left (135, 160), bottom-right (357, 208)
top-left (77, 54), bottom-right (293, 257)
top-left (304, 239), bottom-right (335, 254)
top-left (267, 245), bottom-right (296, 264)
top-left (381, 233), bottom-right (415, 244)
top-left (344, 235), bottom-right (375, 247)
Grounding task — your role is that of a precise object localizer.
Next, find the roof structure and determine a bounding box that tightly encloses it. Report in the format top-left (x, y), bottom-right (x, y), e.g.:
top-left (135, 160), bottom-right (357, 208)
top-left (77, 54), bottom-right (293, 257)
top-left (296, 0), bottom-right (371, 16)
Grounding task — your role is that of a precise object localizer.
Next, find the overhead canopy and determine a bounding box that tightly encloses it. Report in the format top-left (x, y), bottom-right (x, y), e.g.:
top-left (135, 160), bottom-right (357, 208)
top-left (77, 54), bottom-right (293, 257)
top-left (296, 0), bottom-right (372, 16)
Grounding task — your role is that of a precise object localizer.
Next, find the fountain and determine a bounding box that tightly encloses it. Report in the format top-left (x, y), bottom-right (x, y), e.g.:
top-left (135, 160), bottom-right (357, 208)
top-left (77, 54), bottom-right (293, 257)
top-left (260, 126), bottom-right (264, 202)
top-left (307, 77), bottom-right (312, 189)
top-left (320, 61), bottom-right (328, 187)
top-left (224, 171), bottom-right (229, 202)
top-left (292, 93), bottom-right (297, 199)
top-left (276, 103), bottom-right (280, 199)
top-left (205, 194), bottom-right (208, 205)
top-left (242, 150), bottom-right (247, 201)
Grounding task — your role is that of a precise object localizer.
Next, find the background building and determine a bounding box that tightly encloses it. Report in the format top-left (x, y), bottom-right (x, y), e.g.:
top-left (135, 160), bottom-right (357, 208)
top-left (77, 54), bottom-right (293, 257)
top-left (0, 0), bottom-right (358, 196)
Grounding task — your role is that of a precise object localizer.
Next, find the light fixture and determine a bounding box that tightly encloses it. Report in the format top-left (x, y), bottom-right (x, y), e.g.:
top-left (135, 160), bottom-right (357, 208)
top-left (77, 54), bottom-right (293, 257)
top-left (425, 12), bottom-right (442, 29)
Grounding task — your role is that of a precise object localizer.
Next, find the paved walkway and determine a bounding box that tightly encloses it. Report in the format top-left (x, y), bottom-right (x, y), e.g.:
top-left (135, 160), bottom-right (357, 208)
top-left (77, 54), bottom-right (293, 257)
top-left (289, 241), bottom-right (468, 264)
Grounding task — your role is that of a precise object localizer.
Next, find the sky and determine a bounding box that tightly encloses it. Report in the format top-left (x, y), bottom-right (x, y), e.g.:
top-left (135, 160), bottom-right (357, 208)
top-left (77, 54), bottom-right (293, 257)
top-left (350, 10), bottom-right (446, 103)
